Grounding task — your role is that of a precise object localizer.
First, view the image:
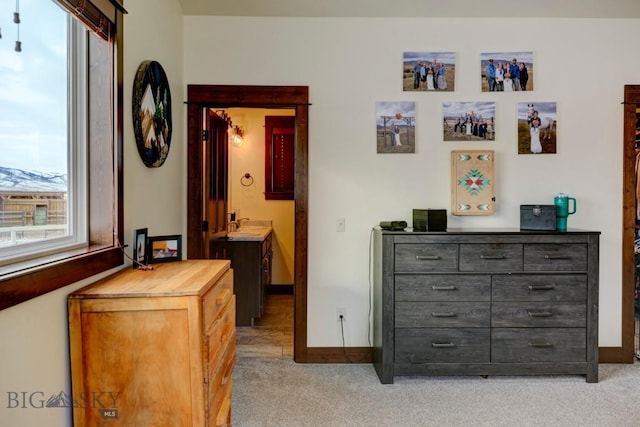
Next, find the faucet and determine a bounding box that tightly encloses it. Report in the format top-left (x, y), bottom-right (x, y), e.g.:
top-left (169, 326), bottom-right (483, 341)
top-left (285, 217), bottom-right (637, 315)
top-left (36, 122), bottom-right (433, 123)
top-left (237, 217), bottom-right (250, 227)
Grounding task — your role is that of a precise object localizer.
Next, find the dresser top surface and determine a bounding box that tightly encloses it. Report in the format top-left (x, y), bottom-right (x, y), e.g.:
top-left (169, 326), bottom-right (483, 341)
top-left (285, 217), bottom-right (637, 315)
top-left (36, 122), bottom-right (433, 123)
top-left (378, 228), bottom-right (600, 235)
top-left (69, 260), bottom-right (231, 299)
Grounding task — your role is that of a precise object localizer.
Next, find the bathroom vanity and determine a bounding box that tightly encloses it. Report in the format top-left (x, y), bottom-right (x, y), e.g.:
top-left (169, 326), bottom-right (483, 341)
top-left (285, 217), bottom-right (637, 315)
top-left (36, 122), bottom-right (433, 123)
top-left (210, 221), bottom-right (273, 326)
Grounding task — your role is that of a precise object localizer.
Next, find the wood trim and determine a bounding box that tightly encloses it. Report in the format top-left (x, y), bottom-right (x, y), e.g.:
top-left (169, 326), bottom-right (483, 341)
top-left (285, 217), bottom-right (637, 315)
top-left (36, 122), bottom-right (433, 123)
top-left (599, 346), bottom-right (628, 363)
top-left (0, 248), bottom-right (123, 310)
top-left (186, 85), bottom-right (309, 363)
top-left (306, 347), bottom-right (373, 364)
top-left (620, 85), bottom-right (640, 363)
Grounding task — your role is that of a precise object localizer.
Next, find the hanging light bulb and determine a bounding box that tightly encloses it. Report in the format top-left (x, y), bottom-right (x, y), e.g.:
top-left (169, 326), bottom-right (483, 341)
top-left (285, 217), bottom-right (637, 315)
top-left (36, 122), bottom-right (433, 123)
top-left (14, 0), bottom-right (21, 52)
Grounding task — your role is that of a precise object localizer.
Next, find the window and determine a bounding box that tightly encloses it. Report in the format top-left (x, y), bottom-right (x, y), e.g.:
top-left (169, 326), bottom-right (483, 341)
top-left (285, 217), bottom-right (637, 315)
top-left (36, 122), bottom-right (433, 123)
top-left (264, 116), bottom-right (295, 200)
top-left (0, 0), bottom-right (125, 310)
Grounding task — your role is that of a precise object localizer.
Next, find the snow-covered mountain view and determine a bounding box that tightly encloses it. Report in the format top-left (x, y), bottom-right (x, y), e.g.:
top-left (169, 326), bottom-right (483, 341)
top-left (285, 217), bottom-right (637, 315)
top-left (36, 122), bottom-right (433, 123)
top-left (0, 166), bottom-right (67, 193)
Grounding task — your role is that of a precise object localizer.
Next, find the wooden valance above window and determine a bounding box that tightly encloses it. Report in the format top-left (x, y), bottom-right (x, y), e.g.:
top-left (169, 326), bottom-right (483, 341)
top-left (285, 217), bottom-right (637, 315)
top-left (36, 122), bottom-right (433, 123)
top-left (53, 0), bottom-right (127, 40)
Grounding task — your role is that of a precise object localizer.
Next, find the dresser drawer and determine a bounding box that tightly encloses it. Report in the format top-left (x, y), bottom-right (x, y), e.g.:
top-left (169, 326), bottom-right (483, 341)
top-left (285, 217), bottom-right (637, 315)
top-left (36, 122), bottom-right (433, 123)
top-left (203, 269), bottom-right (234, 331)
top-left (395, 274), bottom-right (490, 301)
top-left (492, 328), bottom-right (586, 362)
top-left (208, 336), bottom-right (236, 424)
top-left (394, 244), bottom-right (458, 272)
top-left (524, 244), bottom-right (587, 271)
top-left (395, 302), bottom-right (490, 327)
top-left (206, 296), bottom-right (236, 370)
top-left (395, 328), bottom-right (490, 363)
top-left (493, 274), bottom-right (587, 302)
top-left (459, 244), bottom-right (523, 272)
top-left (492, 302), bottom-right (586, 327)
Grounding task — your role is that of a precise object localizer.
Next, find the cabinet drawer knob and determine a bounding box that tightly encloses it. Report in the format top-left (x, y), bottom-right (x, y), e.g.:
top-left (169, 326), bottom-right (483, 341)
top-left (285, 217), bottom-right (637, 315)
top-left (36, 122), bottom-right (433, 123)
top-left (431, 342), bottom-right (456, 348)
top-left (416, 255), bottom-right (440, 260)
top-left (432, 285), bottom-right (456, 291)
top-left (529, 284), bottom-right (555, 291)
top-left (431, 312), bottom-right (456, 318)
top-left (528, 311), bottom-right (553, 317)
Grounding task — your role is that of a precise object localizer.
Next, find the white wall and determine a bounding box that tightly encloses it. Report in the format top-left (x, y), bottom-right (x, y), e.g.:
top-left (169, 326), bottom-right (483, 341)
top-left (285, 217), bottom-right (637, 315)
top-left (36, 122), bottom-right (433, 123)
top-left (183, 16), bottom-right (640, 347)
top-left (0, 1), bottom-right (184, 425)
top-left (226, 108), bottom-right (295, 285)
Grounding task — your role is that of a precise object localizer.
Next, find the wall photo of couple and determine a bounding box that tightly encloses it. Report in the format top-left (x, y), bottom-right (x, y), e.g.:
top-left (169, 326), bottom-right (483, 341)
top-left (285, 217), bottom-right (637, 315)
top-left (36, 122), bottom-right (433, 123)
top-left (443, 102), bottom-right (496, 142)
top-left (403, 52), bottom-right (456, 92)
top-left (517, 102), bottom-right (557, 154)
top-left (481, 51), bottom-right (533, 92)
top-left (376, 102), bottom-right (416, 153)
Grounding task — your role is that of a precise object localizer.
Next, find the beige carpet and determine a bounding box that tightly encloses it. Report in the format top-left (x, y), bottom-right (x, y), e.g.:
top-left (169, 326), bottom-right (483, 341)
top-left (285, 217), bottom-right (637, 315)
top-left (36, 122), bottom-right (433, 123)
top-left (232, 357), bottom-right (640, 426)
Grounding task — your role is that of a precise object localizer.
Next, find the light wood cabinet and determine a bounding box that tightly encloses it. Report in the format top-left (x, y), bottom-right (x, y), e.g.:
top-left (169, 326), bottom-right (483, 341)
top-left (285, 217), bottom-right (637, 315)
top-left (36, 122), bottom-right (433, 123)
top-left (68, 260), bottom-right (235, 426)
top-left (373, 229), bottom-right (599, 384)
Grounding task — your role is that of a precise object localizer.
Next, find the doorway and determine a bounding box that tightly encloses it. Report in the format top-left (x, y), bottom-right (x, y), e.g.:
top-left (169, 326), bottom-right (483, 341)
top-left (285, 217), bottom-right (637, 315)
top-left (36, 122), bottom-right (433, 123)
top-left (186, 85), bottom-right (309, 362)
top-left (619, 85), bottom-right (640, 363)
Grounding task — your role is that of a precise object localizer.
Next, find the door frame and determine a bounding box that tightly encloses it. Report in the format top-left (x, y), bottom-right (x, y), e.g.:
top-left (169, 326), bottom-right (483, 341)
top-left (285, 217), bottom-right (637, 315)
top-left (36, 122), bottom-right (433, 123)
top-left (186, 85), bottom-right (309, 362)
top-left (614, 85), bottom-right (640, 363)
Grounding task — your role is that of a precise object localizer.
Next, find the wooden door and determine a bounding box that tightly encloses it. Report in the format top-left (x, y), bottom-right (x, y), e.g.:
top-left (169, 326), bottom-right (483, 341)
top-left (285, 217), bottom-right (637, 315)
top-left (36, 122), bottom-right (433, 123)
top-left (203, 110), bottom-right (229, 258)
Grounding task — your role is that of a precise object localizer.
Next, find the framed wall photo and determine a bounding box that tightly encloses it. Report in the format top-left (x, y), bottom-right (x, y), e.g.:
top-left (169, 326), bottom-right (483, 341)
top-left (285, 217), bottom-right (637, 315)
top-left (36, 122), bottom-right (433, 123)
top-left (147, 235), bottom-right (182, 264)
top-left (481, 51), bottom-right (533, 92)
top-left (443, 102), bottom-right (495, 141)
top-left (451, 150), bottom-right (495, 216)
top-left (517, 102), bottom-right (557, 154)
top-left (132, 228), bottom-right (148, 269)
top-left (375, 101), bottom-right (416, 153)
top-left (132, 60), bottom-right (173, 168)
top-left (403, 52), bottom-right (456, 92)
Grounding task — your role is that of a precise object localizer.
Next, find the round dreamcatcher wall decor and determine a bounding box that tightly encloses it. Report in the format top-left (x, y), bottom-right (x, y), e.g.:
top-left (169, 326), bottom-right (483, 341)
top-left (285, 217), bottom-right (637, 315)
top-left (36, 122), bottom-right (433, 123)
top-left (132, 60), bottom-right (173, 168)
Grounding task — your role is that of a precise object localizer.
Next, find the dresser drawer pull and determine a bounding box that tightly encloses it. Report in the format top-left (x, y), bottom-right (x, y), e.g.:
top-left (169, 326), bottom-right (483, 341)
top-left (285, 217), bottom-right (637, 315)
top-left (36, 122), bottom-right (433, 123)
top-left (544, 255), bottom-right (571, 260)
top-left (528, 311), bottom-right (553, 317)
top-left (431, 312), bottom-right (456, 317)
top-left (431, 342), bottom-right (456, 348)
top-left (528, 342), bottom-right (553, 348)
top-left (416, 255), bottom-right (441, 260)
top-left (216, 288), bottom-right (231, 306)
top-left (528, 284), bottom-right (556, 291)
top-left (432, 285), bottom-right (456, 291)
top-left (480, 255), bottom-right (505, 260)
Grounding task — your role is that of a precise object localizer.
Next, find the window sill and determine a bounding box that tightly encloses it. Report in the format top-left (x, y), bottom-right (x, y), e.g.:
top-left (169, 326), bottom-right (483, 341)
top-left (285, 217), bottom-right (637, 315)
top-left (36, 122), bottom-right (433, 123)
top-left (0, 245), bottom-right (124, 310)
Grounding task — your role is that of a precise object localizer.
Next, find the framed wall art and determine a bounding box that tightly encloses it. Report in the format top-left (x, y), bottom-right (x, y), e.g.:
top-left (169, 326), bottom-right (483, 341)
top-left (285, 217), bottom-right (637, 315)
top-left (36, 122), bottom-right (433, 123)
top-left (403, 52), bottom-right (456, 92)
top-left (517, 102), bottom-right (557, 154)
top-left (375, 102), bottom-right (416, 153)
top-left (451, 150), bottom-right (495, 215)
top-left (481, 51), bottom-right (533, 92)
top-left (147, 235), bottom-right (182, 264)
top-left (443, 102), bottom-right (495, 141)
top-left (132, 227), bottom-right (148, 269)
top-left (132, 60), bottom-right (173, 168)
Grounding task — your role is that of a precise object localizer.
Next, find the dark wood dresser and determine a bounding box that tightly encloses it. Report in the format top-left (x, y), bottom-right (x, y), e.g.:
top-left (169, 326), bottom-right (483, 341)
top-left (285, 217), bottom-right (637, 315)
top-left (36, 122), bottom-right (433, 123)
top-left (372, 229), bottom-right (600, 384)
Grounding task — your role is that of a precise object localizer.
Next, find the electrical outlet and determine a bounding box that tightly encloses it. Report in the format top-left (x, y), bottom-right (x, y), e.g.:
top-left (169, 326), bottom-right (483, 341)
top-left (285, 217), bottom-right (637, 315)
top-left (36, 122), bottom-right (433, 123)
top-left (336, 307), bottom-right (346, 322)
top-left (336, 217), bottom-right (346, 232)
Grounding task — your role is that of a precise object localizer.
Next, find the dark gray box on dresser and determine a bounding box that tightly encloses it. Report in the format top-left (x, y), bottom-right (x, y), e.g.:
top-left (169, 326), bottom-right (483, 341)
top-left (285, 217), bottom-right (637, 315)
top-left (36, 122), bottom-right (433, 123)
top-left (372, 229), bottom-right (600, 384)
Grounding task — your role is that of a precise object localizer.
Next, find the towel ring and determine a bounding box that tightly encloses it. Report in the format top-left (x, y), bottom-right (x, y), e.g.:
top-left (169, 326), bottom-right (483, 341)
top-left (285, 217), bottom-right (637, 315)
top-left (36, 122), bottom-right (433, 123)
top-left (240, 173), bottom-right (254, 187)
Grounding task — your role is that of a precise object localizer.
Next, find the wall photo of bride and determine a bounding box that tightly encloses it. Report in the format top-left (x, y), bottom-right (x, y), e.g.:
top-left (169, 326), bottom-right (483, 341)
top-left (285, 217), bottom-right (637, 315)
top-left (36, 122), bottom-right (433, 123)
top-left (376, 101), bottom-right (416, 154)
top-left (517, 102), bottom-right (557, 154)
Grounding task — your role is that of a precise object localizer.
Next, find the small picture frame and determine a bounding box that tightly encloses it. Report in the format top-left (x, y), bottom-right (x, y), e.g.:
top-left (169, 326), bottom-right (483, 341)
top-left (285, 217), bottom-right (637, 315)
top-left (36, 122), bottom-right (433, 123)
top-left (132, 228), bottom-right (148, 269)
top-left (147, 235), bottom-right (182, 264)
